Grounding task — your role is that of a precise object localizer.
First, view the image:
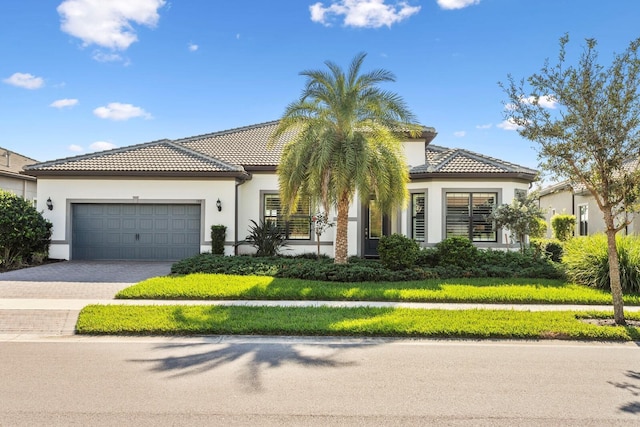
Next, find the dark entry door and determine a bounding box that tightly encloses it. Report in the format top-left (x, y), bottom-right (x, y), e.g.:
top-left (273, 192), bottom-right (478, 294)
top-left (363, 197), bottom-right (389, 258)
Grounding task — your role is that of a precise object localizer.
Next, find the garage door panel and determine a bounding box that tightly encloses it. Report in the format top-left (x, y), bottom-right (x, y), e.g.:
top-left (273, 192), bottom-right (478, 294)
top-left (72, 203), bottom-right (201, 261)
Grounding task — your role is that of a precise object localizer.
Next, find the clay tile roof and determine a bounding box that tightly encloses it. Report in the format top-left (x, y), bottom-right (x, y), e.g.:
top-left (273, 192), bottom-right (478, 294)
top-left (411, 145), bottom-right (538, 178)
top-left (24, 140), bottom-right (245, 175)
top-left (174, 120), bottom-right (293, 167)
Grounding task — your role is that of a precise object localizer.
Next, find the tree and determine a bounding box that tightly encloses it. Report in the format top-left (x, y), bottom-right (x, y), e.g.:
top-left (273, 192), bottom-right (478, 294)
top-left (270, 52), bottom-right (422, 264)
top-left (501, 35), bottom-right (640, 325)
top-left (0, 190), bottom-right (52, 269)
top-left (489, 191), bottom-right (545, 253)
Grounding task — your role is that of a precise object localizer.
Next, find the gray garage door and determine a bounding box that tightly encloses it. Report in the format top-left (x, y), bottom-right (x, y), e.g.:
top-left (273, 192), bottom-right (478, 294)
top-left (72, 203), bottom-right (201, 261)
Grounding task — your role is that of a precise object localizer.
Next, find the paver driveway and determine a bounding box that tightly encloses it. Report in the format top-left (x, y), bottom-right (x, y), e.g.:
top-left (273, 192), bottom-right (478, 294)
top-left (0, 261), bottom-right (172, 336)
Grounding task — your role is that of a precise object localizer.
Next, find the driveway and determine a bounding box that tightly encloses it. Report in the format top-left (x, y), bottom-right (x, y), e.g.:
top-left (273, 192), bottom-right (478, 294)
top-left (0, 261), bottom-right (172, 336)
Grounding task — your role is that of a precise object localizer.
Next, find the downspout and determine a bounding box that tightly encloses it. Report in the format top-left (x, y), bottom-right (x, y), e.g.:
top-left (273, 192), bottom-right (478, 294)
top-left (234, 173), bottom-right (252, 255)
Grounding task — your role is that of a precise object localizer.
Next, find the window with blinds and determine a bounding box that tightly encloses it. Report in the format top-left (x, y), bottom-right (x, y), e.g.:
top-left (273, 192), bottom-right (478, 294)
top-left (445, 192), bottom-right (497, 242)
top-left (411, 193), bottom-right (425, 242)
top-left (263, 194), bottom-right (311, 240)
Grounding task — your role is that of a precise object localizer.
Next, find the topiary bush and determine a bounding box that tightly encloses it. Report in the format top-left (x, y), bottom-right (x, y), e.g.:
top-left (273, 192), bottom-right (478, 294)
top-left (435, 236), bottom-right (478, 268)
top-left (0, 190), bottom-right (52, 269)
top-left (551, 214), bottom-right (575, 241)
top-left (378, 233), bottom-right (420, 270)
top-left (562, 234), bottom-right (640, 293)
top-left (210, 225), bottom-right (227, 255)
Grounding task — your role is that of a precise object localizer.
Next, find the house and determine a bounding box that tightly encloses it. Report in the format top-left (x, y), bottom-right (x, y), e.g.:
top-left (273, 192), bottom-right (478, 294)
top-left (23, 121), bottom-right (538, 261)
top-left (539, 178), bottom-right (640, 238)
top-left (0, 147), bottom-right (37, 202)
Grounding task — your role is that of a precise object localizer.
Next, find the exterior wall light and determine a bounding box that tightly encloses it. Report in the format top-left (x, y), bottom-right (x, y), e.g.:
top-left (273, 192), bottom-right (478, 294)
top-left (216, 198), bottom-right (222, 212)
top-left (46, 197), bottom-right (53, 211)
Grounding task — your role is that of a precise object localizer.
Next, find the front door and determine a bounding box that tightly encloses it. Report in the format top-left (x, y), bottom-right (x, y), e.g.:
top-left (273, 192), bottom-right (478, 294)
top-left (363, 197), bottom-right (389, 258)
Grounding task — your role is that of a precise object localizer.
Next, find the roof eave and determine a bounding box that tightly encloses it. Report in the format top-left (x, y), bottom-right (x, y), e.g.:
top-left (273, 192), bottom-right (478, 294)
top-left (23, 170), bottom-right (250, 179)
top-left (410, 171), bottom-right (538, 181)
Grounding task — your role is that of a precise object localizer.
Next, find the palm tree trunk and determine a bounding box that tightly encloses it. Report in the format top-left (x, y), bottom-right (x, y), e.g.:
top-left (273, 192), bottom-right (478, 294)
top-left (604, 212), bottom-right (626, 325)
top-left (334, 191), bottom-right (350, 264)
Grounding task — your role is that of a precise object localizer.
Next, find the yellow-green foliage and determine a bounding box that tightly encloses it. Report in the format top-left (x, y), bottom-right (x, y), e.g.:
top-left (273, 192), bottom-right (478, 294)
top-left (551, 214), bottom-right (576, 241)
top-left (563, 234), bottom-right (640, 293)
top-left (76, 305), bottom-right (640, 341)
top-left (117, 273), bottom-right (640, 305)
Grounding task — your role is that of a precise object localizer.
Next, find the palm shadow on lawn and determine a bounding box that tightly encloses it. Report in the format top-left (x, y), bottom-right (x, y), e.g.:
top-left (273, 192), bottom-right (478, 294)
top-left (129, 340), bottom-right (374, 393)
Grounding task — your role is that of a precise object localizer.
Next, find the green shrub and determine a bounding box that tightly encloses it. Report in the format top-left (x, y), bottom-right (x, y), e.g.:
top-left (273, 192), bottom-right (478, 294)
top-left (531, 218), bottom-right (548, 239)
top-left (435, 236), bottom-right (478, 267)
top-left (415, 247), bottom-right (439, 267)
top-left (551, 214), bottom-right (576, 241)
top-left (563, 234), bottom-right (640, 293)
top-left (0, 190), bottom-right (52, 269)
top-left (240, 220), bottom-right (287, 257)
top-left (210, 225), bottom-right (227, 255)
top-left (172, 247), bottom-right (565, 282)
top-left (530, 238), bottom-right (564, 262)
top-left (378, 233), bottom-right (420, 270)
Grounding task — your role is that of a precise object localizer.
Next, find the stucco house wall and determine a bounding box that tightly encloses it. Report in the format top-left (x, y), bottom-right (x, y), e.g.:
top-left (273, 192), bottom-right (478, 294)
top-left (37, 177), bottom-right (236, 260)
top-left (538, 182), bottom-right (640, 238)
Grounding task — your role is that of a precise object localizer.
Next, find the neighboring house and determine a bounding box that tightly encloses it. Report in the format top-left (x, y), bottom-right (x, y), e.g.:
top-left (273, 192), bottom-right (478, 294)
top-left (23, 121), bottom-right (538, 261)
top-left (538, 179), bottom-right (640, 238)
top-left (0, 147), bottom-right (37, 202)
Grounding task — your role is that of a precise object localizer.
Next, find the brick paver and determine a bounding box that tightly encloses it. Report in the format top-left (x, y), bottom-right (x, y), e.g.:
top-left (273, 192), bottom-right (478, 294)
top-left (0, 261), bottom-right (172, 336)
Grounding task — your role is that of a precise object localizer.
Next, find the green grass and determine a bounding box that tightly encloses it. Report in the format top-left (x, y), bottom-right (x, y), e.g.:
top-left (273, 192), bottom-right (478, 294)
top-left (76, 305), bottom-right (640, 341)
top-left (116, 273), bottom-right (640, 305)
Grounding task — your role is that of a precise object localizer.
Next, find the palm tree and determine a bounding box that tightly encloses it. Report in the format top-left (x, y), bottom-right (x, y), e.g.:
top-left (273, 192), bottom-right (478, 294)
top-left (270, 52), bottom-right (422, 264)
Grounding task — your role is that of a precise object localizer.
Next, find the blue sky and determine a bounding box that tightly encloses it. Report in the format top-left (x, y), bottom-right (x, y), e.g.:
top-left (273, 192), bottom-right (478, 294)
top-left (1, 0), bottom-right (639, 172)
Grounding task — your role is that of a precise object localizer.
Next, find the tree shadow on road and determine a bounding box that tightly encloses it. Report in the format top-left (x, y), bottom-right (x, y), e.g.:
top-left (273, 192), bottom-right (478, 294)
top-left (609, 370), bottom-right (640, 414)
top-left (129, 340), bottom-right (379, 392)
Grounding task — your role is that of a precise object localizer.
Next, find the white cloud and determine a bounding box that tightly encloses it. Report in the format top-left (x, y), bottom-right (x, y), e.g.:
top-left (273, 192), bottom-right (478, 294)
top-left (3, 72), bottom-right (44, 89)
top-left (497, 118), bottom-right (522, 131)
top-left (453, 131), bottom-right (466, 137)
top-left (188, 43), bottom-right (198, 52)
top-left (93, 102), bottom-right (152, 121)
top-left (68, 144), bottom-right (83, 152)
top-left (522, 95), bottom-right (557, 109)
top-left (90, 141), bottom-right (118, 151)
top-left (437, 0), bottom-right (481, 10)
top-left (310, 0), bottom-right (421, 28)
top-left (50, 98), bottom-right (79, 108)
top-left (475, 123), bottom-right (492, 129)
top-left (57, 0), bottom-right (166, 50)
top-left (92, 51), bottom-right (125, 62)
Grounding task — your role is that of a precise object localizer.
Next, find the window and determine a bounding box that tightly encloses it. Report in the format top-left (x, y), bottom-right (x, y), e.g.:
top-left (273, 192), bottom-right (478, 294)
top-left (514, 188), bottom-right (527, 200)
top-left (578, 204), bottom-right (588, 236)
top-left (411, 193), bottom-right (425, 242)
top-left (445, 192), bottom-right (497, 242)
top-left (263, 194), bottom-right (311, 240)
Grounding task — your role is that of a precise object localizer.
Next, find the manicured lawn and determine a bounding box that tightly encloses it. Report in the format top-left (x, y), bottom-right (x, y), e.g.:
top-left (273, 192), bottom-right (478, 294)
top-left (76, 305), bottom-right (640, 341)
top-left (116, 273), bottom-right (640, 305)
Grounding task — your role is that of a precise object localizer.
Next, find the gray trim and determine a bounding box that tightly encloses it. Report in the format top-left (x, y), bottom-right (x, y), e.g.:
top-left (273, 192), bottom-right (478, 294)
top-left (441, 188), bottom-right (503, 245)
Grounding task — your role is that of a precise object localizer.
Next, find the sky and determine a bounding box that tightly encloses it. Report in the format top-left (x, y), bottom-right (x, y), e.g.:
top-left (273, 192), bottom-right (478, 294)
top-left (1, 0), bottom-right (639, 174)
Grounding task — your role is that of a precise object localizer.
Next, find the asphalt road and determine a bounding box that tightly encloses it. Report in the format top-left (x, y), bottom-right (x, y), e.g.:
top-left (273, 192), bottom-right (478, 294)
top-left (1, 336), bottom-right (638, 426)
